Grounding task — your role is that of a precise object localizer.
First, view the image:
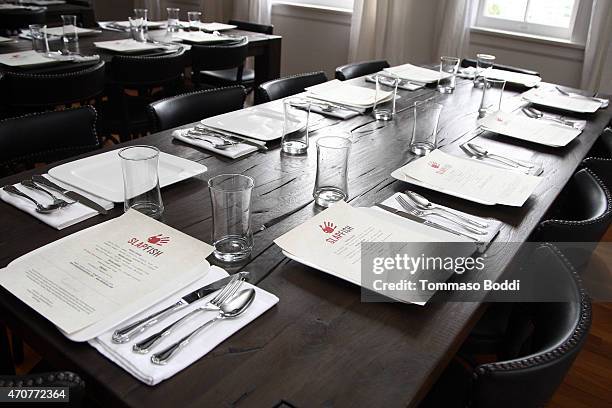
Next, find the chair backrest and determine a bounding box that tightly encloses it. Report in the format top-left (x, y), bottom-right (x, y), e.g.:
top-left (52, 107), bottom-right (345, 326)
top-left (582, 156), bottom-right (612, 196)
top-left (0, 8), bottom-right (46, 34)
top-left (335, 59), bottom-right (390, 81)
top-left (255, 71), bottom-right (328, 104)
top-left (461, 58), bottom-right (541, 77)
top-left (191, 37), bottom-right (249, 83)
top-left (471, 244), bottom-right (591, 408)
top-left (588, 127), bottom-right (612, 158)
top-left (228, 19), bottom-right (273, 34)
top-left (110, 48), bottom-right (186, 88)
top-left (0, 106), bottom-right (100, 176)
top-left (147, 85), bottom-right (246, 132)
top-left (0, 61), bottom-right (106, 113)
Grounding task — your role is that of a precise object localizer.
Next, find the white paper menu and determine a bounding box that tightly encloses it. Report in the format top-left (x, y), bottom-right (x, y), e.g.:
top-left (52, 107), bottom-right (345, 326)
top-left (395, 150), bottom-right (541, 207)
top-left (479, 111), bottom-right (582, 147)
top-left (0, 210), bottom-right (213, 335)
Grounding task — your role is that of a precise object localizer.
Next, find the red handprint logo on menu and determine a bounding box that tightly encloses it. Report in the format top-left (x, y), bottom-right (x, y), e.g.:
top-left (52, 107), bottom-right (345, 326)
top-left (429, 161), bottom-right (440, 169)
top-left (319, 221), bottom-right (336, 234)
top-left (147, 234), bottom-right (170, 246)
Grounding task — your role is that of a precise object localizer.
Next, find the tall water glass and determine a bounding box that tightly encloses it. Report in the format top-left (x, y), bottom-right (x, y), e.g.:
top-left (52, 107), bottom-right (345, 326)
top-left (208, 174), bottom-right (254, 262)
top-left (166, 7), bottom-right (180, 34)
top-left (282, 98), bottom-right (310, 155)
top-left (410, 99), bottom-right (443, 156)
top-left (133, 8), bottom-right (148, 36)
top-left (129, 17), bottom-right (146, 42)
top-left (313, 136), bottom-right (351, 208)
top-left (373, 74), bottom-right (398, 121)
top-left (61, 15), bottom-right (79, 55)
top-left (187, 11), bottom-right (202, 31)
top-left (437, 56), bottom-right (460, 94)
top-left (473, 53), bottom-right (495, 88)
top-left (479, 78), bottom-right (506, 118)
top-left (119, 146), bottom-right (164, 218)
top-left (29, 24), bottom-right (49, 53)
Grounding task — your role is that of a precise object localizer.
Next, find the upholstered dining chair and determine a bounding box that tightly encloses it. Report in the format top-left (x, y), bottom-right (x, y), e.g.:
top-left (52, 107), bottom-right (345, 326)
top-left (335, 59), bottom-right (390, 81)
top-left (586, 127), bottom-right (612, 158)
top-left (0, 61), bottom-right (106, 118)
top-left (460, 58), bottom-right (541, 77)
top-left (191, 36), bottom-right (250, 89)
top-left (147, 86), bottom-right (246, 132)
top-left (97, 48), bottom-right (186, 142)
top-left (0, 106), bottom-right (100, 177)
top-left (255, 71), bottom-right (328, 104)
top-left (0, 8), bottom-right (46, 36)
top-left (420, 244), bottom-right (591, 408)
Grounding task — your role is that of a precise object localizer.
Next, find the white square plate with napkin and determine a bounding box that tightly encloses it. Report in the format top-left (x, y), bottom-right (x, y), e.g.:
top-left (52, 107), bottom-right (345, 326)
top-left (459, 67), bottom-right (541, 88)
top-left (0, 175), bottom-right (114, 230)
top-left (522, 88), bottom-right (603, 113)
top-left (171, 31), bottom-right (234, 44)
top-left (93, 39), bottom-right (162, 53)
top-left (305, 79), bottom-right (392, 108)
top-left (172, 128), bottom-right (258, 159)
top-left (384, 63), bottom-right (451, 84)
top-left (89, 265), bottom-right (279, 386)
top-left (0, 50), bottom-right (58, 67)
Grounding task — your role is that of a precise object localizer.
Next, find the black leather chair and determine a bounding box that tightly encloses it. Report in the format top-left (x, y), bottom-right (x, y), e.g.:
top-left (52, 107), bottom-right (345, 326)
top-left (0, 106), bottom-right (100, 177)
top-left (147, 85), bottom-right (246, 132)
top-left (191, 36), bottom-right (250, 89)
top-left (586, 127), bottom-right (612, 158)
top-left (0, 8), bottom-right (46, 36)
top-left (335, 59), bottom-right (390, 81)
top-left (461, 58), bottom-right (540, 77)
top-left (97, 49), bottom-right (186, 142)
top-left (228, 19), bottom-right (273, 35)
top-left (421, 244), bottom-right (592, 408)
top-left (0, 61), bottom-right (106, 118)
top-left (255, 71), bottom-right (328, 104)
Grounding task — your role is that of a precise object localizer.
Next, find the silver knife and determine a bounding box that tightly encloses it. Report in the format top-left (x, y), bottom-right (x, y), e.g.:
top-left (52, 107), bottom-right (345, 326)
top-left (111, 272), bottom-right (249, 343)
top-left (375, 203), bottom-right (480, 242)
top-left (31, 175), bottom-right (108, 215)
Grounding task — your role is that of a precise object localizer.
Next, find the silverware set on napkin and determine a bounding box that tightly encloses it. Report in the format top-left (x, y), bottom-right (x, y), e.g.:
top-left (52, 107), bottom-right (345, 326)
top-left (521, 106), bottom-right (581, 128)
top-left (186, 125), bottom-right (268, 151)
top-left (460, 141), bottom-right (540, 175)
top-left (111, 272), bottom-right (255, 364)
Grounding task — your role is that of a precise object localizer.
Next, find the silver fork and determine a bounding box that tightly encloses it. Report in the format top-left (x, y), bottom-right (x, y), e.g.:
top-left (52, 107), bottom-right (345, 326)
top-left (132, 277), bottom-right (246, 354)
top-left (21, 180), bottom-right (75, 208)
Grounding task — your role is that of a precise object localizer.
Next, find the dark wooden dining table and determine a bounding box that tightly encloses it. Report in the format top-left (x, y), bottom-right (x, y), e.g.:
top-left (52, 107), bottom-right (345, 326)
top-left (0, 73), bottom-right (610, 407)
top-left (0, 24), bottom-right (282, 86)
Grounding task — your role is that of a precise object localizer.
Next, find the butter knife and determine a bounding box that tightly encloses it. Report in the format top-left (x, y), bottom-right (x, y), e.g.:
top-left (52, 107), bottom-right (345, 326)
top-left (31, 175), bottom-right (108, 215)
top-left (111, 271), bottom-right (249, 343)
top-left (32, 175), bottom-right (108, 215)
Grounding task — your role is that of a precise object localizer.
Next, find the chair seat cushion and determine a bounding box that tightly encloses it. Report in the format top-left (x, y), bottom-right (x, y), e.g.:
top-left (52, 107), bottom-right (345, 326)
top-left (199, 68), bottom-right (255, 84)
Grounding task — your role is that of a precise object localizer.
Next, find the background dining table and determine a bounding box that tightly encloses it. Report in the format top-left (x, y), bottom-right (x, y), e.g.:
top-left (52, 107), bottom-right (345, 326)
top-left (0, 72), bottom-right (610, 407)
top-left (0, 24), bottom-right (282, 86)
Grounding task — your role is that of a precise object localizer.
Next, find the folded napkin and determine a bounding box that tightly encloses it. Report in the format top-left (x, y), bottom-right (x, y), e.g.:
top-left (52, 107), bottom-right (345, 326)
top-left (378, 192), bottom-right (502, 244)
top-left (0, 175), bottom-right (113, 230)
top-left (89, 266), bottom-right (279, 386)
top-left (172, 128), bottom-right (258, 159)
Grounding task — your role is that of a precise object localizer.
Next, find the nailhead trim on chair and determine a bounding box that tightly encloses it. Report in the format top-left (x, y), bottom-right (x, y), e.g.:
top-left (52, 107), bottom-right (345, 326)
top-left (0, 371), bottom-right (84, 388)
top-left (112, 47), bottom-right (186, 63)
top-left (3, 61), bottom-right (105, 80)
top-left (0, 106), bottom-right (99, 169)
top-left (474, 244), bottom-right (591, 376)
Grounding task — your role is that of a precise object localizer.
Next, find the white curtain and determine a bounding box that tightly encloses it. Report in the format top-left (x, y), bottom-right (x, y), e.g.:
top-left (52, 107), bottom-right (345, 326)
top-left (232, 0), bottom-right (272, 25)
top-left (348, 0), bottom-right (475, 65)
top-left (581, 0), bottom-right (612, 94)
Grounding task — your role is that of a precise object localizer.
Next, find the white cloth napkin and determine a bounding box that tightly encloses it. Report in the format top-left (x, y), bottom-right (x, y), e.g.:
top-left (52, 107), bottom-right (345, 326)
top-left (172, 129), bottom-right (258, 159)
top-left (0, 175), bottom-right (113, 230)
top-left (89, 266), bottom-right (279, 386)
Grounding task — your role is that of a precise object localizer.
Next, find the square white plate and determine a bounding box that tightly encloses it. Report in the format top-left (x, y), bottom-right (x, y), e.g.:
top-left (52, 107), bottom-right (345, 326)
top-left (113, 20), bottom-right (167, 29)
top-left (384, 63), bottom-right (451, 84)
top-left (48, 150), bottom-right (207, 203)
top-left (171, 31), bottom-right (233, 44)
top-left (0, 50), bottom-right (58, 67)
top-left (522, 88), bottom-right (602, 113)
top-left (93, 39), bottom-right (162, 53)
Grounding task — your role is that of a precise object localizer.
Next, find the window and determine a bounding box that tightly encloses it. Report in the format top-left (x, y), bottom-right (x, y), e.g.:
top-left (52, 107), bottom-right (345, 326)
top-left (475, 0), bottom-right (586, 40)
top-left (273, 0), bottom-right (354, 11)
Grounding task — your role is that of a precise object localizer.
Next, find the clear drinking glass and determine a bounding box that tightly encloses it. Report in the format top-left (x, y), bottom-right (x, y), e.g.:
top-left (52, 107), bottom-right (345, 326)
top-left (166, 7), bottom-right (180, 34)
top-left (474, 53), bottom-right (496, 88)
top-left (208, 174), bottom-right (254, 262)
top-left (133, 8), bottom-right (148, 36)
top-left (437, 56), bottom-right (460, 94)
top-left (129, 16), bottom-right (146, 42)
top-left (479, 77), bottom-right (506, 118)
top-left (187, 11), bottom-right (202, 31)
top-left (29, 24), bottom-right (49, 53)
top-left (119, 146), bottom-right (164, 218)
top-left (61, 15), bottom-right (79, 55)
top-left (313, 136), bottom-right (351, 208)
top-left (410, 99), bottom-right (443, 156)
top-left (282, 98), bottom-right (310, 155)
top-left (373, 74), bottom-right (398, 121)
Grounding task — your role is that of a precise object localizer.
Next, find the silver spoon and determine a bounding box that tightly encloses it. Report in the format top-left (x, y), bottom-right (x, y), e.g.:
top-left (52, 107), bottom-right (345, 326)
top-left (151, 288), bottom-right (256, 365)
top-left (464, 143), bottom-right (518, 168)
top-left (405, 191), bottom-right (489, 228)
top-left (2, 185), bottom-right (64, 214)
top-left (523, 107), bottom-right (578, 128)
top-left (20, 180), bottom-right (75, 208)
top-left (185, 133), bottom-right (233, 150)
top-left (467, 143), bottom-right (534, 169)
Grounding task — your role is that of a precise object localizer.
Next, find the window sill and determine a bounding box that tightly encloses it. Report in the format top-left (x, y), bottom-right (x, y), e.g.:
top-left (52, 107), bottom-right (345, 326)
top-left (470, 26), bottom-right (585, 50)
top-left (272, 1), bottom-right (353, 15)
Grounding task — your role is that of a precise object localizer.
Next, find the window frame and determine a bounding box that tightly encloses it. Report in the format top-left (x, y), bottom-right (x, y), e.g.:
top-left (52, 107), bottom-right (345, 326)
top-left (474, 0), bottom-right (582, 40)
top-left (272, 0), bottom-right (354, 11)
